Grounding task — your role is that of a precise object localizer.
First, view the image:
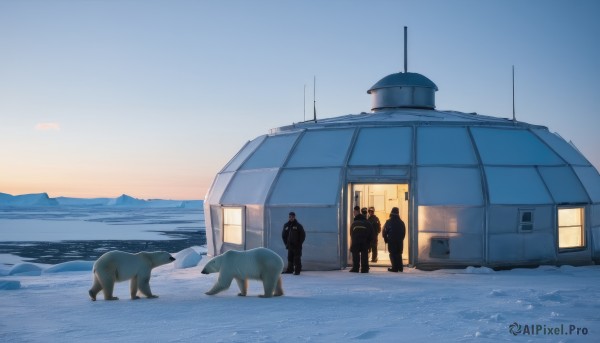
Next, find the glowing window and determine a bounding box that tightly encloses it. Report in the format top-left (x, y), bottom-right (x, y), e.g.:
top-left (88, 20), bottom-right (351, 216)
top-left (223, 207), bottom-right (243, 245)
top-left (558, 207), bottom-right (584, 249)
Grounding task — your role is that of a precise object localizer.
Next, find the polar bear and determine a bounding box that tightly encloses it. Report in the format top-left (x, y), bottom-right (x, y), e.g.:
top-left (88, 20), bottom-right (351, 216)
top-left (201, 247), bottom-right (284, 298)
top-left (88, 250), bottom-right (175, 301)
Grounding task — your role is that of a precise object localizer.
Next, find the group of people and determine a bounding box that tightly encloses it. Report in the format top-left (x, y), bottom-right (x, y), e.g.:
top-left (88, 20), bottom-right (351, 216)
top-left (280, 207), bottom-right (406, 275)
top-left (349, 206), bottom-right (406, 273)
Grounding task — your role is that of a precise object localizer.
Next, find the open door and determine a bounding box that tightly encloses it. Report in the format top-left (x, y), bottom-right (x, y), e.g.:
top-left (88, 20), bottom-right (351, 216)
top-left (348, 183), bottom-right (409, 268)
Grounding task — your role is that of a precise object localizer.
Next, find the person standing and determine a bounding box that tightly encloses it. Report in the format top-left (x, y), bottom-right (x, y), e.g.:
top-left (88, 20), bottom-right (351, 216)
top-left (349, 206), bottom-right (373, 273)
top-left (282, 212), bottom-right (305, 275)
top-left (382, 207), bottom-right (406, 272)
top-left (367, 207), bottom-right (381, 262)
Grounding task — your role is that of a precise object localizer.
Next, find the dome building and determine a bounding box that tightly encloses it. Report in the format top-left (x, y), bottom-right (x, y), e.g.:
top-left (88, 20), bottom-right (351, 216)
top-left (204, 38), bottom-right (600, 270)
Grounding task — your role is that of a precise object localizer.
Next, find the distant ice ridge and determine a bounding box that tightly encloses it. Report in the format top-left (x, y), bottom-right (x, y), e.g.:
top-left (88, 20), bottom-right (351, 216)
top-left (0, 192), bottom-right (203, 209)
top-left (0, 192), bottom-right (58, 206)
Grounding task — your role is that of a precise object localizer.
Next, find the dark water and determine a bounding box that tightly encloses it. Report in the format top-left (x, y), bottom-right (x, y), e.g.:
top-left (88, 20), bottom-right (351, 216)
top-left (0, 230), bottom-right (206, 265)
top-left (0, 207), bottom-right (206, 265)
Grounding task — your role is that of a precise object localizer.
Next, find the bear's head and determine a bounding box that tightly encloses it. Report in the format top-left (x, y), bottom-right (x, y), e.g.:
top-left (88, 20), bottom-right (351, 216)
top-left (147, 251), bottom-right (176, 268)
top-left (201, 255), bottom-right (223, 274)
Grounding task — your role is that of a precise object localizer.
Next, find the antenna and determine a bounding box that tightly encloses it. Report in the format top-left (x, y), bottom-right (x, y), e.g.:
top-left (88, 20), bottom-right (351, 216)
top-left (313, 76), bottom-right (317, 123)
top-left (404, 26), bottom-right (408, 73)
top-left (512, 65), bottom-right (516, 121)
top-left (303, 84), bottom-right (306, 122)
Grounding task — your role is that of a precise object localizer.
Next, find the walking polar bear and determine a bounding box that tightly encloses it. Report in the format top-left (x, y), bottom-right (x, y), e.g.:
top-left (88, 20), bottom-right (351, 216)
top-left (201, 247), bottom-right (284, 298)
top-left (89, 250), bottom-right (176, 301)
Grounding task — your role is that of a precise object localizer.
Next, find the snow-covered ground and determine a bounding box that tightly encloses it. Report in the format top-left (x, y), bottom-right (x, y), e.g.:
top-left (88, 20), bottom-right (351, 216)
top-left (1, 249), bottom-right (599, 342)
top-left (1, 206), bottom-right (598, 341)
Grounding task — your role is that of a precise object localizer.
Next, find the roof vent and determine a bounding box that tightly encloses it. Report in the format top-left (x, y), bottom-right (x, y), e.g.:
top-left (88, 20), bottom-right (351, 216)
top-left (368, 72), bottom-right (438, 110)
top-left (367, 27), bottom-right (438, 111)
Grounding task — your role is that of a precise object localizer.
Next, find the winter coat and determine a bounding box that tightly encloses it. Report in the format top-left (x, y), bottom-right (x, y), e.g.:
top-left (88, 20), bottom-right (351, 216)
top-left (382, 215), bottom-right (406, 253)
top-left (282, 219), bottom-right (306, 251)
top-left (350, 214), bottom-right (373, 252)
top-left (368, 214), bottom-right (381, 238)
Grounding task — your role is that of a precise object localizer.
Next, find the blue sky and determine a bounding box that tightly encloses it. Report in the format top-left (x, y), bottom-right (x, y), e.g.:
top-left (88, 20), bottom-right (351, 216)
top-left (1, 0), bottom-right (598, 199)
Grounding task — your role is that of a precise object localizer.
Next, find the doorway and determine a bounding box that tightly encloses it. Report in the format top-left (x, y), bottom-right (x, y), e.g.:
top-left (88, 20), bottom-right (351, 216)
top-left (348, 183), bottom-right (410, 267)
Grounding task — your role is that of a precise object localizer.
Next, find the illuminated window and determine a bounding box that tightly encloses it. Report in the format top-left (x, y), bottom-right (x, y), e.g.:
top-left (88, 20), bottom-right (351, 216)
top-left (223, 207), bottom-right (243, 245)
top-left (558, 207), bottom-right (584, 249)
top-left (519, 209), bottom-right (534, 232)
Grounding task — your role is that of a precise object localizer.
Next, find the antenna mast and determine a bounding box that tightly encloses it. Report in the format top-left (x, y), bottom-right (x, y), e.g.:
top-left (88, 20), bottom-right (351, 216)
top-left (404, 26), bottom-right (408, 73)
top-left (512, 65), bottom-right (516, 121)
top-left (313, 76), bottom-right (317, 123)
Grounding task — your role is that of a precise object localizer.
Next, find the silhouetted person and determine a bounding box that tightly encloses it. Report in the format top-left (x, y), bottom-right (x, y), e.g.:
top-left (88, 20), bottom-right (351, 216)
top-left (349, 206), bottom-right (373, 273)
top-left (282, 212), bottom-right (305, 275)
top-left (382, 207), bottom-right (406, 272)
top-left (367, 207), bottom-right (381, 262)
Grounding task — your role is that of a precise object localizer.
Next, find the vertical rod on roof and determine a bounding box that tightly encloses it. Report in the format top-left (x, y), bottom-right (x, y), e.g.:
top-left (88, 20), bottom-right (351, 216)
top-left (404, 26), bottom-right (408, 73)
top-left (313, 76), bottom-right (317, 123)
top-left (512, 65), bottom-right (516, 121)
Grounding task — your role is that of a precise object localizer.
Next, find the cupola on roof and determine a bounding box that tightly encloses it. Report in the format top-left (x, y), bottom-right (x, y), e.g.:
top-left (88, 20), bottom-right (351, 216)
top-left (368, 72), bottom-right (438, 92)
top-left (367, 71), bottom-right (438, 111)
top-left (367, 28), bottom-right (438, 111)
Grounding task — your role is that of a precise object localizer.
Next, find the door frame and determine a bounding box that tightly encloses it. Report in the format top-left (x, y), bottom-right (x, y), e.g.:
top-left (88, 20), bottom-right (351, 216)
top-left (345, 182), bottom-right (411, 268)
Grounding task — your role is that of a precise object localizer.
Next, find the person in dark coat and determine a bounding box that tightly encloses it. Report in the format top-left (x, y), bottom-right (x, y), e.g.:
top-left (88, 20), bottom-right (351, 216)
top-left (282, 212), bottom-right (306, 275)
top-left (382, 207), bottom-right (406, 272)
top-left (349, 206), bottom-right (373, 273)
top-left (367, 207), bottom-right (381, 262)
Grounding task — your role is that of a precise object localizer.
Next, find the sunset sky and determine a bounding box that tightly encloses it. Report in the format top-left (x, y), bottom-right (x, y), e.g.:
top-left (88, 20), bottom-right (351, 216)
top-left (1, 0), bottom-right (599, 200)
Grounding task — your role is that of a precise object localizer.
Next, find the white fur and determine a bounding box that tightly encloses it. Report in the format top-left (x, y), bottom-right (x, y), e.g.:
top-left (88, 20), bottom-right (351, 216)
top-left (201, 247), bottom-right (284, 298)
top-left (88, 250), bottom-right (175, 301)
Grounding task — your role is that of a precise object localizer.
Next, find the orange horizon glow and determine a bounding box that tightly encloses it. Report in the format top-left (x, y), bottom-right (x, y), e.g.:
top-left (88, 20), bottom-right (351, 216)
top-left (1, 176), bottom-right (211, 201)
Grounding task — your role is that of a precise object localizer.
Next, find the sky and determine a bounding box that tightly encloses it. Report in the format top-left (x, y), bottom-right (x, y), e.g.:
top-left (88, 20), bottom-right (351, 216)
top-left (1, 249), bottom-right (600, 341)
top-left (1, 0), bottom-right (599, 200)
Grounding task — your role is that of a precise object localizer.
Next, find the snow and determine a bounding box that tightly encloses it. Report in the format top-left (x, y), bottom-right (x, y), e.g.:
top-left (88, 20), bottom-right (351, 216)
top-left (0, 280), bottom-right (20, 290)
top-left (8, 263), bottom-right (43, 276)
top-left (1, 205), bottom-right (598, 341)
top-left (44, 261), bottom-right (94, 273)
top-left (174, 247), bottom-right (205, 269)
top-left (1, 252), bottom-right (599, 342)
top-left (0, 253), bottom-right (32, 267)
top-left (1, 217), bottom-right (181, 241)
top-left (0, 209), bottom-right (201, 241)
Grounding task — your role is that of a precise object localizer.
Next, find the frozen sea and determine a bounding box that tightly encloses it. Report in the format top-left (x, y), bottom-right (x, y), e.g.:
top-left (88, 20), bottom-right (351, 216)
top-left (0, 206), bottom-right (205, 265)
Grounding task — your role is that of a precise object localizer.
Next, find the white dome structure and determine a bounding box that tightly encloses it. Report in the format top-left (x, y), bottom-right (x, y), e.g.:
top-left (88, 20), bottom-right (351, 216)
top-left (204, 68), bottom-right (600, 270)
